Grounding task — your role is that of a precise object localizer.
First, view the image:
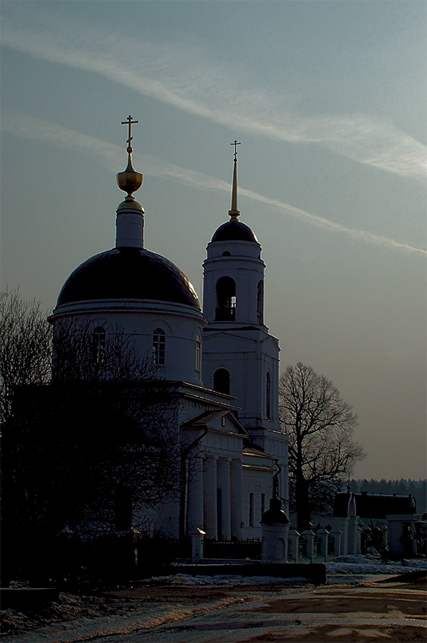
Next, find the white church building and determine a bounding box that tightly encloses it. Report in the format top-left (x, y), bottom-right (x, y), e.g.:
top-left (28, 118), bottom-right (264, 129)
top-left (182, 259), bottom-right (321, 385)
top-left (49, 118), bottom-right (288, 541)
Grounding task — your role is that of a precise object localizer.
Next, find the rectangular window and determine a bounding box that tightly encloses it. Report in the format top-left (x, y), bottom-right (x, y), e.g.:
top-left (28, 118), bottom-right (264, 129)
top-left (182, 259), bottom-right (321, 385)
top-left (195, 336), bottom-right (201, 372)
top-left (249, 493), bottom-right (254, 527)
top-left (261, 493), bottom-right (265, 519)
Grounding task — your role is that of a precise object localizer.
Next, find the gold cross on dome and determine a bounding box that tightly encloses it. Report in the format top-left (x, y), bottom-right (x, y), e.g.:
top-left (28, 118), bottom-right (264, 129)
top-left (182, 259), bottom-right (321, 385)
top-left (231, 140), bottom-right (241, 160)
top-left (121, 115), bottom-right (138, 153)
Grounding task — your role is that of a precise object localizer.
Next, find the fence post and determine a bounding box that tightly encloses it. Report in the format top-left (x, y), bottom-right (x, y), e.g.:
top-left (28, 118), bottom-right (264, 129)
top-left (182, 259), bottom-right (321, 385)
top-left (356, 526), bottom-right (363, 555)
top-left (301, 529), bottom-right (315, 563)
top-left (317, 528), bottom-right (329, 560)
top-left (348, 516), bottom-right (359, 555)
top-left (287, 529), bottom-right (300, 563)
top-left (330, 528), bottom-right (343, 557)
top-left (191, 528), bottom-right (206, 563)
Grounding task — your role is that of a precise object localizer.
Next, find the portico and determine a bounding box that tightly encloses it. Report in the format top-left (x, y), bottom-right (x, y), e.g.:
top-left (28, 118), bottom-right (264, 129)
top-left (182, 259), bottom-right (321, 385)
top-left (188, 453), bottom-right (243, 540)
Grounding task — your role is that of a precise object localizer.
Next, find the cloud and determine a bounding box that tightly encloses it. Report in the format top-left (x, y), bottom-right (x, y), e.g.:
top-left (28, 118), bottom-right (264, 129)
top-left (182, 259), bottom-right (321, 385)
top-left (238, 188), bottom-right (427, 256)
top-left (2, 6), bottom-right (426, 181)
top-left (0, 114), bottom-right (121, 173)
top-left (2, 113), bottom-right (425, 257)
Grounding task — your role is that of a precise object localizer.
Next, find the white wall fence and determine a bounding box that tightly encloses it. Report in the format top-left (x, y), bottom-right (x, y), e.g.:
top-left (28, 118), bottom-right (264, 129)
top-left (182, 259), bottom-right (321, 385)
top-left (287, 526), bottom-right (357, 563)
top-left (189, 520), bottom-right (362, 564)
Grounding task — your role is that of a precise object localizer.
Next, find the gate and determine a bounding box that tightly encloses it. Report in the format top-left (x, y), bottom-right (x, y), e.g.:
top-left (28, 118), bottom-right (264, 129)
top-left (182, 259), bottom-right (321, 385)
top-left (203, 538), bottom-right (262, 560)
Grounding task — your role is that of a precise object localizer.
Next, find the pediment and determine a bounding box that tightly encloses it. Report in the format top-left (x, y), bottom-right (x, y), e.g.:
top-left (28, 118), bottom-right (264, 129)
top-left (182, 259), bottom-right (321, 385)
top-left (182, 410), bottom-right (248, 436)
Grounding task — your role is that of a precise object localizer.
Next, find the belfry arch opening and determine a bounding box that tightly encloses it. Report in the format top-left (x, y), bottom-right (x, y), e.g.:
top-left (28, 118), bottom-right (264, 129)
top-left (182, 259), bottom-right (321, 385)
top-left (214, 368), bottom-right (230, 395)
top-left (215, 276), bottom-right (236, 321)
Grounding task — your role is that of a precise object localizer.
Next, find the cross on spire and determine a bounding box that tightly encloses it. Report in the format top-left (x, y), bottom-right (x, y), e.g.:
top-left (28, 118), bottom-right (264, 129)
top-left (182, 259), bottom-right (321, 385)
top-left (231, 139), bottom-right (241, 160)
top-left (117, 115), bottom-right (143, 198)
top-left (121, 115), bottom-right (139, 153)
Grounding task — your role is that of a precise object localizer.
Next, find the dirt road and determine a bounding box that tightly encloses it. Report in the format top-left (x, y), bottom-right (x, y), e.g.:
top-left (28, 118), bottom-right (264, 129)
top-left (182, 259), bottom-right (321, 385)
top-left (2, 573), bottom-right (426, 642)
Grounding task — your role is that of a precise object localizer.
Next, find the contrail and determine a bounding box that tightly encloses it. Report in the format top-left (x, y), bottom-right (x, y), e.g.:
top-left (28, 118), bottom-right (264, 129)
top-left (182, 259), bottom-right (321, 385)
top-left (2, 113), bottom-right (425, 257)
top-left (2, 5), bottom-right (426, 180)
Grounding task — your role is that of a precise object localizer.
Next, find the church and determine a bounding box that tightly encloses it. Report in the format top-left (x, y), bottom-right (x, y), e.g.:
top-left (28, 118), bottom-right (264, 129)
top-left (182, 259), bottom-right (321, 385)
top-left (49, 117), bottom-right (288, 541)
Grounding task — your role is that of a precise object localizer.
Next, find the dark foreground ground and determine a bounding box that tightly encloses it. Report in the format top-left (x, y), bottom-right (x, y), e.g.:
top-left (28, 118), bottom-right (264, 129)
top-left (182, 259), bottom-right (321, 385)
top-left (1, 571), bottom-right (426, 642)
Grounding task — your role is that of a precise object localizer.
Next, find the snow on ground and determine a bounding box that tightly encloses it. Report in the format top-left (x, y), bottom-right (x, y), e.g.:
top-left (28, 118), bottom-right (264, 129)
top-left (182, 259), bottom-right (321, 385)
top-left (166, 574), bottom-right (310, 586)
top-left (326, 555), bottom-right (427, 577)
top-left (152, 556), bottom-right (427, 586)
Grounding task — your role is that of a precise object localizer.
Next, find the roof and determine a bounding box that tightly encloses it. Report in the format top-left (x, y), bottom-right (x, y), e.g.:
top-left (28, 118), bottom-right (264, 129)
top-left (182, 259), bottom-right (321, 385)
top-left (211, 220), bottom-right (258, 243)
top-left (333, 492), bottom-right (417, 519)
top-left (182, 410), bottom-right (248, 436)
top-left (243, 446), bottom-right (276, 461)
top-left (56, 247), bottom-right (200, 309)
top-left (261, 497), bottom-right (289, 525)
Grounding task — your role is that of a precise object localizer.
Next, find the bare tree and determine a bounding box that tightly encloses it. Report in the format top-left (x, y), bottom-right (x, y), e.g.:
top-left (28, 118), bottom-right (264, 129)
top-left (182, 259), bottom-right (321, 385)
top-left (0, 289), bottom-right (52, 425)
top-left (279, 362), bottom-right (365, 532)
top-left (2, 305), bottom-right (181, 541)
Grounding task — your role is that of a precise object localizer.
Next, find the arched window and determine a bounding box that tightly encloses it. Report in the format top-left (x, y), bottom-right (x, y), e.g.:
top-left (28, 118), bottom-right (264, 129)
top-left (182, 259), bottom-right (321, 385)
top-left (257, 280), bottom-right (264, 324)
top-left (92, 326), bottom-right (106, 364)
top-left (214, 368), bottom-right (230, 395)
top-left (266, 371), bottom-right (271, 420)
top-left (153, 328), bottom-right (165, 365)
top-left (195, 335), bottom-right (201, 372)
top-left (215, 276), bottom-right (236, 321)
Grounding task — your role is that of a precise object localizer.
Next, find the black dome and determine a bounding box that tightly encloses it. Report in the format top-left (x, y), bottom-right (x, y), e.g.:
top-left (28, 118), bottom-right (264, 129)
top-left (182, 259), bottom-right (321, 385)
top-left (57, 248), bottom-right (200, 308)
top-left (211, 220), bottom-right (258, 243)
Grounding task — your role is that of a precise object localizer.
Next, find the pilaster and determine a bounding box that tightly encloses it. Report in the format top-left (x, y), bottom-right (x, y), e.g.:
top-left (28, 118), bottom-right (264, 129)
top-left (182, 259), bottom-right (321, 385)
top-left (217, 457), bottom-right (231, 540)
top-left (230, 458), bottom-right (243, 539)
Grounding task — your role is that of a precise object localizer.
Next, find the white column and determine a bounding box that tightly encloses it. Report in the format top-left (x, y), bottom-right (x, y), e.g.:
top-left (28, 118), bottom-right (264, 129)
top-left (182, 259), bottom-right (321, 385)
top-left (203, 456), bottom-right (217, 539)
top-left (230, 458), bottom-right (242, 540)
top-left (187, 457), bottom-right (204, 536)
top-left (217, 457), bottom-right (231, 540)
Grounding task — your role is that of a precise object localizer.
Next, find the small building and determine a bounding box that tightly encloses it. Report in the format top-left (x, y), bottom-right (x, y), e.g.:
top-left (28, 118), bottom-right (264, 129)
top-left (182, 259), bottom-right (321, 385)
top-left (333, 491), bottom-right (424, 557)
top-left (333, 491), bottom-right (417, 520)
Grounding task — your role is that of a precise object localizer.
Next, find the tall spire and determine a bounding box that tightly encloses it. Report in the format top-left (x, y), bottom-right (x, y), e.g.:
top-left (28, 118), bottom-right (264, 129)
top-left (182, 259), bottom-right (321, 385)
top-left (228, 140), bottom-right (241, 220)
top-left (117, 115), bottom-right (143, 204)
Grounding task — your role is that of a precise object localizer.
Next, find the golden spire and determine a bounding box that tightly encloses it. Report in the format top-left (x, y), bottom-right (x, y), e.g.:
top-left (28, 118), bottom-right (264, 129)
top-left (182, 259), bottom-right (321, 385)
top-left (228, 140), bottom-right (241, 220)
top-left (116, 115), bottom-right (143, 210)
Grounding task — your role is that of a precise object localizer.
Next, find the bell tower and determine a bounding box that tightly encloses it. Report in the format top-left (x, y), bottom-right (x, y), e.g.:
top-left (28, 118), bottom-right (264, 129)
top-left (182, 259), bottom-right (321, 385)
top-left (202, 144), bottom-right (281, 435)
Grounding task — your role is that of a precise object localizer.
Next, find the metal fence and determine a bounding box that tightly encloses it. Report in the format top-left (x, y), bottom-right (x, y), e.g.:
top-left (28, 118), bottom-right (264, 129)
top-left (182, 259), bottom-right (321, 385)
top-left (203, 538), bottom-right (262, 560)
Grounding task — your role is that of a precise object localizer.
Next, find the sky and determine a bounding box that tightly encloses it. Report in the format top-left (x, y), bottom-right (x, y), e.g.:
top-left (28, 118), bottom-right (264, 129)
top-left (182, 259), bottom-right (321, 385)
top-left (1, 0), bottom-right (426, 481)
